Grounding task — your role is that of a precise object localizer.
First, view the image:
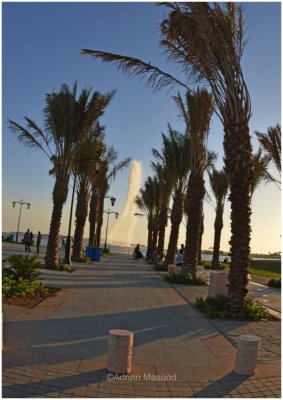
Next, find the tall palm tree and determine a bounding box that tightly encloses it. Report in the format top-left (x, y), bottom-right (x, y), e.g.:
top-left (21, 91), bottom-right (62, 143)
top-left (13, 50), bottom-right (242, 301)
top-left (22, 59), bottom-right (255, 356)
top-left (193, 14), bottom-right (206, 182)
top-left (89, 147), bottom-right (130, 247)
top-left (135, 176), bottom-right (160, 251)
top-left (255, 124), bottom-right (281, 178)
top-left (82, 3), bottom-right (254, 309)
top-left (180, 90), bottom-right (214, 277)
top-left (72, 124), bottom-right (105, 261)
top-left (157, 127), bottom-right (191, 266)
top-left (151, 161), bottom-right (174, 259)
top-left (8, 83), bottom-right (115, 268)
top-left (208, 169), bottom-right (229, 269)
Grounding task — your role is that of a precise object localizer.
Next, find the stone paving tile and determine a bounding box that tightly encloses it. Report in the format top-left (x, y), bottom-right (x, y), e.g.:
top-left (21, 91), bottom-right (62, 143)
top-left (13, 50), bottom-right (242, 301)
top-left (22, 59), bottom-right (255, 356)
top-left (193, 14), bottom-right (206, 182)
top-left (172, 282), bottom-right (281, 364)
top-left (2, 254), bottom-right (281, 398)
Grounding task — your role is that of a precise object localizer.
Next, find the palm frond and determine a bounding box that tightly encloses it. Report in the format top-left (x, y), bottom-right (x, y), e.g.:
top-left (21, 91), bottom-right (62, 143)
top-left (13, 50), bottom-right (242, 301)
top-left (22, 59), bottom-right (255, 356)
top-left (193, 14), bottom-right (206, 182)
top-left (82, 49), bottom-right (188, 92)
top-left (108, 158), bottom-right (131, 181)
top-left (7, 119), bottom-right (51, 158)
top-left (255, 124), bottom-right (281, 174)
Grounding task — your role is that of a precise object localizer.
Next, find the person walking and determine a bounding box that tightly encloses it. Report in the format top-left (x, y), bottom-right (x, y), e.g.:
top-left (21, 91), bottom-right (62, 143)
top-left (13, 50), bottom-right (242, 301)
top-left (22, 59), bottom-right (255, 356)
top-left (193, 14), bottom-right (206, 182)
top-left (36, 231), bottom-right (42, 253)
top-left (30, 231), bottom-right (34, 251)
top-left (23, 229), bottom-right (31, 252)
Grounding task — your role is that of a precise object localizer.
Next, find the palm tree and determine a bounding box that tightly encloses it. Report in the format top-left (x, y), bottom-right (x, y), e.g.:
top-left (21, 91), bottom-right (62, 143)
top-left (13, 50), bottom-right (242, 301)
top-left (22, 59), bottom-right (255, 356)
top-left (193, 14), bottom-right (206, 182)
top-left (208, 169), bottom-right (229, 269)
top-left (255, 124), bottom-right (281, 178)
top-left (82, 3), bottom-right (254, 310)
top-left (180, 90), bottom-right (214, 277)
top-left (151, 161), bottom-right (174, 259)
top-left (72, 124), bottom-right (105, 261)
top-left (89, 148), bottom-right (130, 247)
top-left (135, 176), bottom-right (160, 251)
top-left (158, 127), bottom-right (191, 266)
top-left (8, 83), bottom-right (115, 268)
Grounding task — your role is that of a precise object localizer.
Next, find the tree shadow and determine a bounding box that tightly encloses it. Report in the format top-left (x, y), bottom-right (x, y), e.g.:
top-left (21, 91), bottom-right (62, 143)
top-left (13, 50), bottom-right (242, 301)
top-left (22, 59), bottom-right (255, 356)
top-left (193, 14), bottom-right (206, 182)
top-left (3, 368), bottom-right (107, 397)
top-left (193, 371), bottom-right (249, 397)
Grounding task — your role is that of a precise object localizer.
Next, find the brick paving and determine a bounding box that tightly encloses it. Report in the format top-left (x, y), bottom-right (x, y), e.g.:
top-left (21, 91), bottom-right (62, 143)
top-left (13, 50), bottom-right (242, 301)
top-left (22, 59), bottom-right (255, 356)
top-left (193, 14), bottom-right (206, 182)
top-left (2, 250), bottom-right (281, 398)
top-left (171, 284), bottom-right (281, 364)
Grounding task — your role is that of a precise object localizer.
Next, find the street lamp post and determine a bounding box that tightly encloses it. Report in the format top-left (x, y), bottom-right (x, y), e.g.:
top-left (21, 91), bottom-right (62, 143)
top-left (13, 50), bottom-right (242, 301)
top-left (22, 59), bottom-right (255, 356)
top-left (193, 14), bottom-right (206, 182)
top-left (104, 209), bottom-right (118, 250)
top-left (12, 199), bottom-right (31, 242)
top-left (64, 158), bottom-right (101, 265)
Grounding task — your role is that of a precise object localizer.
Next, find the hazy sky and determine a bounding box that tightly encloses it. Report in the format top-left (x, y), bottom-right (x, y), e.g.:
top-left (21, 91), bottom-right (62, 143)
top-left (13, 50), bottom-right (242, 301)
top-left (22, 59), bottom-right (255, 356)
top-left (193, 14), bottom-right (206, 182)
top-left (2, 2), bottom-right (281, 253)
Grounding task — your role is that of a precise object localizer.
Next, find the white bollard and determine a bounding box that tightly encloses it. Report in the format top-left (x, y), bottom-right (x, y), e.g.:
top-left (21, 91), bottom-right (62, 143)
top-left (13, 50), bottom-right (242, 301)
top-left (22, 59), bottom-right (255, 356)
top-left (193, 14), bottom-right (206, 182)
top-left (234, 334), bottom-right (261, 375)
top-left (168, 264), bottom-right (175, 276)
top-left (107, 329), bottom-right (134, 374)
top-left (208, 271), bottom-right (229, 298)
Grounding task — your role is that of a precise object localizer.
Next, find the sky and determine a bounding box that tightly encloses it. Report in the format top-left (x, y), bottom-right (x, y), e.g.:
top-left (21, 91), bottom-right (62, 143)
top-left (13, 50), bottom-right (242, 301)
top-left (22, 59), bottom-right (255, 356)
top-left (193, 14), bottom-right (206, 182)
top-left (2, 1), bottom-right (281, 254)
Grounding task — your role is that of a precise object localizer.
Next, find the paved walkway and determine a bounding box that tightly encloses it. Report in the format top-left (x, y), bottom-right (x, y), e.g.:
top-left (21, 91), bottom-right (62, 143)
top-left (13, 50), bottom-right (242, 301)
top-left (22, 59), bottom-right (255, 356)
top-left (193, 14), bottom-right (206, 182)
top-left (3, 253), bottom-right (281, 398)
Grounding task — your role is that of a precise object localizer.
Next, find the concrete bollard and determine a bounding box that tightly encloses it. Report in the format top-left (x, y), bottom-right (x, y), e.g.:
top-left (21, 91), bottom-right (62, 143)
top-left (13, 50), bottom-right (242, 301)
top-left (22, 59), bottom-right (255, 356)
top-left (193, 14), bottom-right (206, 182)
top-left (107, 329), bottom-right (134, 374)
top-left (208, 271), bottom-right (229, 298)
top-left (175, 266), bottom-right (182, 275)
top-left (234, 334), bottom-right (261, 375)
top-left (168, 264), bottom-right (175, 276)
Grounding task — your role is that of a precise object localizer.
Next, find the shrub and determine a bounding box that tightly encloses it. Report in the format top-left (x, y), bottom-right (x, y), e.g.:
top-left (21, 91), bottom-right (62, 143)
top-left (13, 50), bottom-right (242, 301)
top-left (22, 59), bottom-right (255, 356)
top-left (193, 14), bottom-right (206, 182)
top-left (195, 295), bottom-right (272, 321)
top-left (2, 276), bottom-right (48, 298)
top-left (2, 236), bottom-right (15, 243)
top-left (102, 247), bottom-right (112, 256)
top-left (71, 256), bottom-right (91, 264)
top-left (268, 278), bottom-right (281, 289)
top-left (165, 273), bottom-right (208, 286)
top-left (55, 264), bottom-right (73, 273)
top-left (3, 254), bottom-right (41, 282)
top-left (203, 263), bottom-right (226, 270)
top-left (154, 264), bottom-right (168, 272)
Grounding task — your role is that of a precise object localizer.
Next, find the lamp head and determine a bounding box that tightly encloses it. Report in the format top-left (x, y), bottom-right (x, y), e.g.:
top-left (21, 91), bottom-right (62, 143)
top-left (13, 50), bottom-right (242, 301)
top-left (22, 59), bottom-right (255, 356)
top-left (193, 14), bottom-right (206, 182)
top-left (27, 203), bottom-right (31, 209)
top-left (12, 201), bottom-right (16, 207)
top-left (110, 197), bottom-right (116, 206)
top-left (115, 212), bottom-right (119, 219)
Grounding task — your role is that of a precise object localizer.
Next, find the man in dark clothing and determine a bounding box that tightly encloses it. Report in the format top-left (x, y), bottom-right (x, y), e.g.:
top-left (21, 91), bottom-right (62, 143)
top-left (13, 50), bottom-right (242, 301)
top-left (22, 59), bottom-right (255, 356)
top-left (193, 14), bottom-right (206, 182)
top-left (36, 231), bottom-right (42, 253)
top-left (23, 229), bottom-right (31, 252)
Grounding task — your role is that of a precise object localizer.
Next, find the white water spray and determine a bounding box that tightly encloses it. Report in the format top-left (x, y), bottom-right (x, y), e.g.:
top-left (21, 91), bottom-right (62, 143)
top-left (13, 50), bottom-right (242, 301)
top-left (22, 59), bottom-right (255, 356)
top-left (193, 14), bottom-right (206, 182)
top-left (108, 160), bottom-right (142, 246)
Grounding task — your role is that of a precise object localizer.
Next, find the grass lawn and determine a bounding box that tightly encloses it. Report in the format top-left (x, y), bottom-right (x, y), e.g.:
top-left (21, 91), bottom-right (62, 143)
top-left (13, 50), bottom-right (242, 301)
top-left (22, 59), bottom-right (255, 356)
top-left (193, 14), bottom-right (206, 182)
top-left (249, 260), bottom-right (281, 280)
top-left (202, 259), bottom-right (281, 280)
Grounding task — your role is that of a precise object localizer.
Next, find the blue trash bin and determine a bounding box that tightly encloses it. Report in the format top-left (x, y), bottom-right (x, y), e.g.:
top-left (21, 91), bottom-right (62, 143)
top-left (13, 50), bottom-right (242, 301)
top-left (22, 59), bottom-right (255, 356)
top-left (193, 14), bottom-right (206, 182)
top-left (93, 247), bottom-right (101, 262)
top-left (85, 246), bottom-right (94, 260)
top-left (85, 246), bottom-right (101, 262)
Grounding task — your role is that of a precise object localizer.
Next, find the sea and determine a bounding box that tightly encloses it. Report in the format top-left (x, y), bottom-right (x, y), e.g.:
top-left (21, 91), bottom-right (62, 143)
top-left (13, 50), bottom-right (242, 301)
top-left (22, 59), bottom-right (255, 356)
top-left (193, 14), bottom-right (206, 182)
top-left (3, 232), bottom-right (280, 261)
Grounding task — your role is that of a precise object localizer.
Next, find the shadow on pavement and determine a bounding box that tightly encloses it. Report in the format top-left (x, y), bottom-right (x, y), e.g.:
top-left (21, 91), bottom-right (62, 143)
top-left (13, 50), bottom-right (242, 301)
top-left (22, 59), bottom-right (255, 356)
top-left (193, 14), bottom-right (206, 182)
top-left (193, 371), bottom-right (248, 397)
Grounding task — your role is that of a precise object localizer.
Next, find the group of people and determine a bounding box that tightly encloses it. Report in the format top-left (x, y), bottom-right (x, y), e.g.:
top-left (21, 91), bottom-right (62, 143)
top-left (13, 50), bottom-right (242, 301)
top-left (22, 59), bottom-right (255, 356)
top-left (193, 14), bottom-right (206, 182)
top-left (23, 229), bottom-right (42, 253)
top-left (133, 244), bottom-right (185, 265)
top-left (133, 244), bottom-right (161, 263)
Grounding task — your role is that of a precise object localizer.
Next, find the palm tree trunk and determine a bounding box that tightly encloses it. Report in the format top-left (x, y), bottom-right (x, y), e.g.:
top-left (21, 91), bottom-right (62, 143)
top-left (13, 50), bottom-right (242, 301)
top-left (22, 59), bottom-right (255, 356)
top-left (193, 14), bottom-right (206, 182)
top-left (152, 216), bottom-right (159, 251)
top-left (95, 197), bottom-right (104, 247)
top-left (182, 171), bottom-right (205, 278)
top-left (224, 122), bottom-right (253, 311)
top-left (89, 186), bottom-right (99, 246)
top-left (157, 205), bottom-right (168, 258)
top-left (72, 190), bottom-right (89, 261)
top-left (95, 184), bottom-right (108, 247)
top-left (147, 213), bottom-right (153, 251)
top-left (211, 205), bottom-right (224, 269)
top-left (198, 211), bottom-right (204, 264)
top-left (45, 176), bottom-right (69, 268)
top-left (165, 192), bottom-right (184, 265)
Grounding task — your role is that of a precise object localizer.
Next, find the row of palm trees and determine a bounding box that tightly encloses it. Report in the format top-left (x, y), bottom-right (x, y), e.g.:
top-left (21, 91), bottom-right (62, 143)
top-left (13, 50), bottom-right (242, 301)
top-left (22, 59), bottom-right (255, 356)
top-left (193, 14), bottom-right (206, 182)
top-left (8, 82), bottom-right (130, 268)
top-left (136, 105), bottom-right (280, 274)
top-left (82, 3), bottom-right (280, 311)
